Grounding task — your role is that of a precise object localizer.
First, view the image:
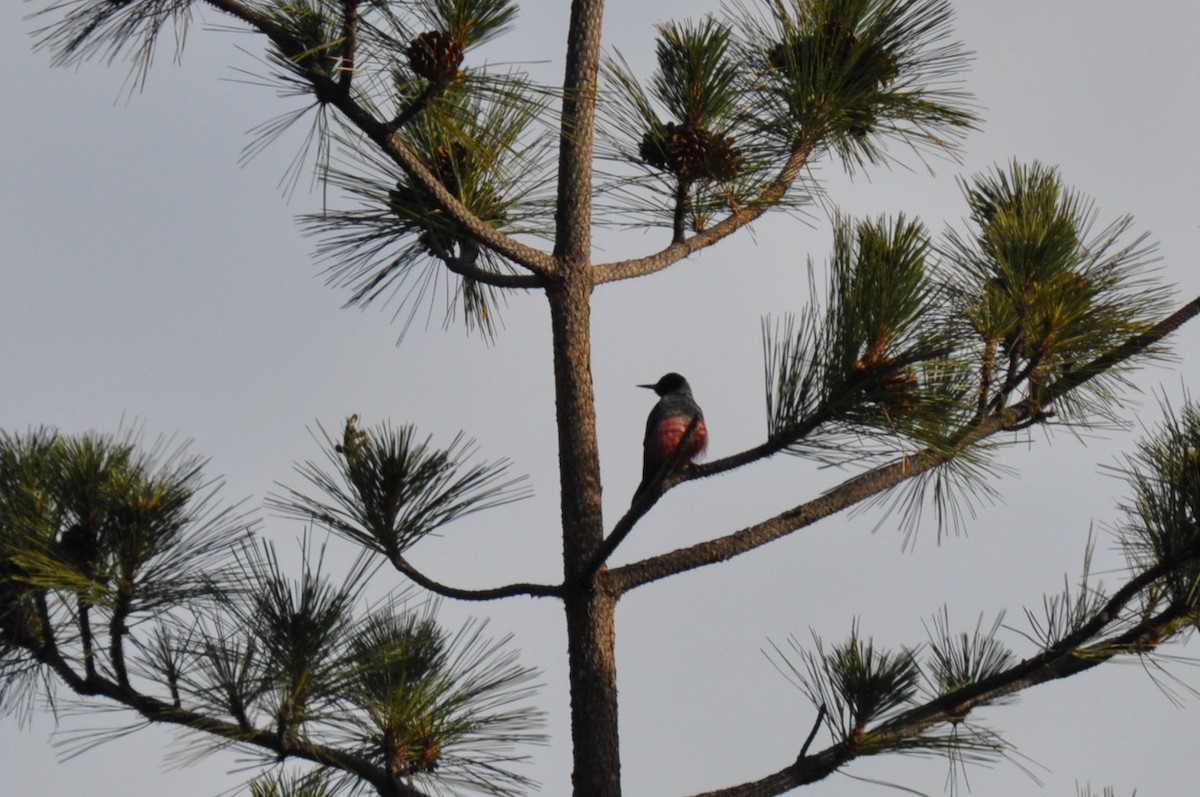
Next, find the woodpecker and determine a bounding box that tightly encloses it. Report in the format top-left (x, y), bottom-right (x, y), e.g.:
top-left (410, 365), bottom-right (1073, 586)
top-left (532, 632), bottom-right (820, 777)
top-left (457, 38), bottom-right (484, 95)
top-left (636, 372), bottom-right (708, 499)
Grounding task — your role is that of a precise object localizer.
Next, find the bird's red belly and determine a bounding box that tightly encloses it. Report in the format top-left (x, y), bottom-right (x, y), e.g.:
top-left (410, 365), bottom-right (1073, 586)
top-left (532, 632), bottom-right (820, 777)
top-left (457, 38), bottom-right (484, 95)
top-left (647, 415), bottom-right (708, 470)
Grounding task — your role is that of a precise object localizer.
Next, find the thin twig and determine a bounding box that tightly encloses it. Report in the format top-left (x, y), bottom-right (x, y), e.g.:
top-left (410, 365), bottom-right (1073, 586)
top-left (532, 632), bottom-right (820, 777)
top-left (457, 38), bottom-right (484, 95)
top-left (391, 554), bottom-right (562, 601)
top-left (799, 704), bottom-right (827, 758)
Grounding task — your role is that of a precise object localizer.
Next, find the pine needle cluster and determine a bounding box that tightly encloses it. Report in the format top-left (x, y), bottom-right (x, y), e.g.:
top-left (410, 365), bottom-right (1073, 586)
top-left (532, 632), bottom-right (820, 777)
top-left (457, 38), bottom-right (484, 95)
top-left (766, 401), bottom-right (1200, 788)
top-left (763, 160), bottom-right (1171, 539)
top-left (734, 0), bottom-right (976, 168)
top-left (271, 416), bottom-right (531, 560)
top-left (597, 0), bottom-right (976, 236)
top-left (764, 213), bottom-right (961, 460)
top-left (0, 426), bottom-right (543, 795)
top-left (1114, 398), bottom-right (1200, 621)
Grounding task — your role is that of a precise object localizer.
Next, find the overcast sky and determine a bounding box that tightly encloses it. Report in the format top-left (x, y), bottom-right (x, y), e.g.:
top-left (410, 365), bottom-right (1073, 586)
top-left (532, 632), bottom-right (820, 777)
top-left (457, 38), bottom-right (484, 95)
top-left (3, 1), bottom-right (1200, 796)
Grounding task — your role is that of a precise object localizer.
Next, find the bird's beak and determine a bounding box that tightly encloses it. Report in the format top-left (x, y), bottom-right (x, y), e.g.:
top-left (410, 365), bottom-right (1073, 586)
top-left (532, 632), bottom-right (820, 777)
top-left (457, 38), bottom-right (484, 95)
top-left (637, 383), bottom-right (655, 390)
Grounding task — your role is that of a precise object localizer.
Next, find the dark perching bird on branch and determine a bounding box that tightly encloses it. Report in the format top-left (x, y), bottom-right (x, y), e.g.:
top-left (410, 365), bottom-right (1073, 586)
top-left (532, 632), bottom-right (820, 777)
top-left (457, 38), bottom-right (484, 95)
top-left (635, 372), bottom-right (707, 501)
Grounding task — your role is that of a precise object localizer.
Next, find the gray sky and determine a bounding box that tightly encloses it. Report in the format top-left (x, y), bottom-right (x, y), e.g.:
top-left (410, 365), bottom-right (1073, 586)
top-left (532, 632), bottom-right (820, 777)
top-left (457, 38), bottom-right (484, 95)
top-left (3, 1), bottom-right (1200, 795)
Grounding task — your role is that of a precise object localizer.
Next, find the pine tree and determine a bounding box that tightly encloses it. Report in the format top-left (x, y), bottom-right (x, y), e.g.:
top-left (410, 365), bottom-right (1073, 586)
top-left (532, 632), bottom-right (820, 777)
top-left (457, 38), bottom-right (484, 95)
top-left (5, 2), bottom-right (1200, 796)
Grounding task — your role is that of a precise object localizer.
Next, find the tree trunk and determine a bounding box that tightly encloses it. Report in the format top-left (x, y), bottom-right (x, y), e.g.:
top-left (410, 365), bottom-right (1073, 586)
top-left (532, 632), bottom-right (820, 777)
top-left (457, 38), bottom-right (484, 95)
top-left (553, 1), bottom-right (613, 793)
top-left (564, 582), bottom-right (620, 797)
top-left (547, 275), bottom-right (620, 797)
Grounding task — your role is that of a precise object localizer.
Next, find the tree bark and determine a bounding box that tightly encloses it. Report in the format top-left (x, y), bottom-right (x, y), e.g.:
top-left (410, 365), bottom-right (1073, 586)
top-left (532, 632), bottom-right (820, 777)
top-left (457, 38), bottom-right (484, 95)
top-left (551, 1), bottom-right (616, 793)
top-left (548, 272), bottom-right (617, 796)
top-left (564, 578), bottom-right (621, 797)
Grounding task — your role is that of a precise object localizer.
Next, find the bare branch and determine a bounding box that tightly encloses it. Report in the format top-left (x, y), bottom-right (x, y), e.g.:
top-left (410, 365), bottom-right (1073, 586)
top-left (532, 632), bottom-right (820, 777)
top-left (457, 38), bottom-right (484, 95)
top-left (799, 704), bottom-right (827, 758)
top-left (78, 601), bottom-right (98, 680)
top-left (390, 554), bottom-right (562, 601)
top-left (424, 235), bottom-right (544, 290)
top-left (592, 143), bottom-right (813, 284)
top-left (684, 745), bottom-right (848, 797)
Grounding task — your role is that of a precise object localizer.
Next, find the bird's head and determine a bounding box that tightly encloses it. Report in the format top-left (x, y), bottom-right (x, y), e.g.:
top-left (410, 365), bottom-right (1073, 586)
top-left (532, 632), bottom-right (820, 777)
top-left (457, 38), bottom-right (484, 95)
top-left (639, 372), bottom-right (691, 396)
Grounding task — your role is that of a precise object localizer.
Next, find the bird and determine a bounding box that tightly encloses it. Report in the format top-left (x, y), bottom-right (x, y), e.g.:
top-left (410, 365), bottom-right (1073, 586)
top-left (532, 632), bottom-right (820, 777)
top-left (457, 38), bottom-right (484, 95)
top-left (635, 372), bottom-right (708, 500)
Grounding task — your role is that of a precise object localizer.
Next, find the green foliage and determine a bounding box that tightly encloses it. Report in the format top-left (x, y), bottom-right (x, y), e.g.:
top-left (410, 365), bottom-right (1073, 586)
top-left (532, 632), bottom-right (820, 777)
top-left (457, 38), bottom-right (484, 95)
top-left (411, 0), bottom-right (518, 50)
top-left (272, 416), bottom-right (531, 559)
top-left (249, 770), bottom-right (336, 797)
top-left (0, 424), bottom-right (543, 793)
top-left (1020, 538), bottom-right (1111, 650)
top-left (764, 161), bottom-right (1172, 542)
top-left (0, 427), bottom-right (246, 617)
top-left (308, 79), bottom-right (554, 339)
top-left (181, 542), bottom-right (544, 794)
top-left (765, 213), bottom-right (961, 456)
top-left (735, 0), bottom-right (977, 168)
top-left (343, 602), bottom-right (545, 795)
top-left (923, 608), bottom-right (1013, 696)
top-left (0, 429), bottom-right (58, 714)
top-left (600, 16), bottom-right (765, 234)
top-left (268, 0), bottom-right (343, 70)
top-left (629, 17), bottom-right (745, 183)
top-left (244, 538), bottom-right (368, 747)
top-left (190, 608), bottom-right (264, 724)
top-left (772, 623), bottom-right (920, 748)
top-left (1115, 398), bottom-right (1200, 613)
top-left (258, 0), bottom-right (519, 87)
top-left (403, 0), bottom-right (516, 84)
top-left (30, 0), bottom-right (194, 92)
top-left (600, 0), bottom-right (977, 235)
top-left (0, 426), bottom-right (248, 721)
top-left (942, 161), bottom-right (1170, 420)
top-left (649, 18), bottom-right (743, 131)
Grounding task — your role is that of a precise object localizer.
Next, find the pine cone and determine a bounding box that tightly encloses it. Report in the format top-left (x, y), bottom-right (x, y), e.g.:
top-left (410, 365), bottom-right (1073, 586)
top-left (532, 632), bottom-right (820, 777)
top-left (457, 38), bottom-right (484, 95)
top-left (407, 31), bottom-right (465, 83)
top-left (639, 122), bottom-right (742, 181)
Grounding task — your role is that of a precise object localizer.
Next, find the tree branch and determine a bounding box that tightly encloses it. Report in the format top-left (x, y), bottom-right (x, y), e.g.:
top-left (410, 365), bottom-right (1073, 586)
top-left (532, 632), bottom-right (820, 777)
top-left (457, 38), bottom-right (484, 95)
top-left (682, 406), bottom-right (839, 485)
top-left (423, 234), bottom-right (544, 290)
top-left (799, 704), bottom-right (827, 758)
top-left (1036, 294), bottom-right (1200, 406)
top-left (109, 588), bottom-right (132, 688)
top-left (35, 592), bottom-right (87, 693)
top-left (78, 600), bottom-right (98, 680)
top-left (585, 414), bottom-right (704, 579)
top-left (686, 542), bottom-right (1199, 797)
top-left (385, 81), bottom-right (441, 133)
top-left (592, 143), bottom-right (814, 285)
top-left (672, 177), bottom-right (693, 245)
top-left (11, 586), bottom-right (426, 794)
top-left (336, 0), bottom-right (359, 94)
top-left (684, 745), bottom-right (848, 797)
top-left (28, 632), bottom-right (429, 797)
top-left (609, 296), bottom-right (1200, 595)
top-left (201, 0), bottom-right (556, 280)
top-left (874, 595), bottom-right (1190, 750)
top-left (391, 554), bottom-right (562, 601)
top-left (609, 445), bottom-right (941, 595)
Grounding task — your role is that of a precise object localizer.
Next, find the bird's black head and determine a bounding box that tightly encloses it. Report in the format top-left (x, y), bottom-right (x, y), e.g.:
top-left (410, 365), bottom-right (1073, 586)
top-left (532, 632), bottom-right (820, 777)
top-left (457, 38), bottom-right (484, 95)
top-left (638, 372), bottom-right (690, 396)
